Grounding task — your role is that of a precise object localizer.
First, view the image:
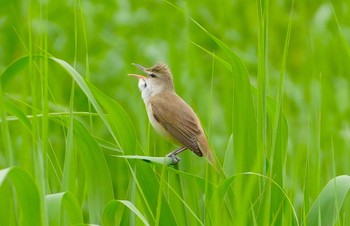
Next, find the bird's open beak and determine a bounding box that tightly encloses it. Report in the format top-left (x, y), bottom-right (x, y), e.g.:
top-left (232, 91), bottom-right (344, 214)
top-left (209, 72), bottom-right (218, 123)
top-left (128, 63), bottom-right (147, 79)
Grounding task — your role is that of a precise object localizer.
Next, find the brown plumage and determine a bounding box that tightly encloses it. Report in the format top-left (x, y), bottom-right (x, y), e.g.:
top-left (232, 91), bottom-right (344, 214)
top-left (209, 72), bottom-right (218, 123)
top-left (129, 63), bottom-right (213, 163)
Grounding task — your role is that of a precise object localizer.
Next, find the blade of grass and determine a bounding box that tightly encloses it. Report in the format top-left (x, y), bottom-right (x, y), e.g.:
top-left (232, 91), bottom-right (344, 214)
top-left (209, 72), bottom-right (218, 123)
top-left (0, 84), bottom-right (14, 165)
top-left (268, 1), bottom-right (294, 224)
top-left (116, 155), bottom-right (174, 165)
top-left (102, 200), bottom-right (150, 226)
top-left (208, 172), bottom-right (299, 226)
top-left (331, 3), bottom-right (350, 59)
top-left (72, 119), bottom-right (114, 223)
top-left (306, 175), bottom-right (350, 226)
top-left (0, 167), bottom-right (43, 226)
top-left (61, 0), bottom-right (78, 193)
top-left (60, 82), bottom-right (76, 193)
top-left (256, 0), bottom-right (271, 222)
top-left (133, 163), bottom-right (178, 226)
top-left (49, 57), bottom-right (122, 150)
top-left (46, 192), bottom-right (84, 226)
top-left (87, 82), bottom-right (138, 153)
top-left (0, 57), bottom-right (31, 165)
top-left (190, 41), bottom-right (232, 70)
top-left (160, 174), bottom-right (205, 226)
top-left (222, 134), bottom-right (234, 177)
top-left (256, 0), bottom-right (269, 171)
top-left (3, 98), bottom-right (32, 132)
top-left (40, 0), bottom-right (50, 202)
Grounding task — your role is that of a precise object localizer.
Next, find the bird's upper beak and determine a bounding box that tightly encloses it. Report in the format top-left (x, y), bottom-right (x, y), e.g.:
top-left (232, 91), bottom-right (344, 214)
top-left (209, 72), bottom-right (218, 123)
top-left (128, 63), bottom-right (147, 79)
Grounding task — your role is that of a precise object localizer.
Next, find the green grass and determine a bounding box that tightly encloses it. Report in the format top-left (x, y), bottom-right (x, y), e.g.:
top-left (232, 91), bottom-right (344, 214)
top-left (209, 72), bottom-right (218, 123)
top-left (1, 0), bottom-right (350, 225)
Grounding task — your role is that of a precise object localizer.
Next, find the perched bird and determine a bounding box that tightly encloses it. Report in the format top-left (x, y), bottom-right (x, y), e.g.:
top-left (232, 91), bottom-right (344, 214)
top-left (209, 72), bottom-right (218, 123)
top-left (129, 63), bottom-right (213, 164)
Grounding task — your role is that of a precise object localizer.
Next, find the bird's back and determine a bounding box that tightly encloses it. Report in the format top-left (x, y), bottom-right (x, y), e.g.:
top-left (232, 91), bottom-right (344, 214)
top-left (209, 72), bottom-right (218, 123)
top-left (148, 91), bottom-right (212, 160)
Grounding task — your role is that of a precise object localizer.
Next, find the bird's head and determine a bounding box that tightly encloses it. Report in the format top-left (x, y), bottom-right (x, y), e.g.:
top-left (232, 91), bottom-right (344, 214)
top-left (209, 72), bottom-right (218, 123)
top-left (129, 63), bottom-right (174, 98)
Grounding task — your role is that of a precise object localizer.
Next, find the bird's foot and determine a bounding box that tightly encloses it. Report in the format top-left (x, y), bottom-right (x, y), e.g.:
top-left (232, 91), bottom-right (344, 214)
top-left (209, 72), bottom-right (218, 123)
top-left (166, 153), bottom-right (181, 165)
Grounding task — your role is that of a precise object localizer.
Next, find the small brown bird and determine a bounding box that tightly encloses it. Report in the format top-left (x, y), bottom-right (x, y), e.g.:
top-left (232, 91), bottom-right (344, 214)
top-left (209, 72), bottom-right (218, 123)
top-left (129, 63), bottom-right (213, 164)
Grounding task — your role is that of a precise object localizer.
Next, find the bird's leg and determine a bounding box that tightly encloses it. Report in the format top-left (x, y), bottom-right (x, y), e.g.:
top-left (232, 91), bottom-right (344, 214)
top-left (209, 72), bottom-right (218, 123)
top-left (166, 147), bottom-right (187, 164)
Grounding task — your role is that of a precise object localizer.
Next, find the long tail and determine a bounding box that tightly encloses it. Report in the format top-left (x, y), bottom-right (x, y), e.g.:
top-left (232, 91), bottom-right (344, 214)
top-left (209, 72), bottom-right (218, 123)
top-left (197, 133), bottom-right (215, 165)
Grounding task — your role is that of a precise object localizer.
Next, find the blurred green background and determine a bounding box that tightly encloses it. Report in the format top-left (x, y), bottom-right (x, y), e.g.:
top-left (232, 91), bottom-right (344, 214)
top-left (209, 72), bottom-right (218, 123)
top-left (1, 0), bottom-right (350, 225)
top-left (2, 0), bottom-right (349, 162)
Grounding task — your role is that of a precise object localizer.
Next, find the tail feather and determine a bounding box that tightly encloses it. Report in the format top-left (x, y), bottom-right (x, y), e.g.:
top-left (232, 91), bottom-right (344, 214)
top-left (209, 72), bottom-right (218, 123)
top-left (197, 133), bottom-right (215, 165)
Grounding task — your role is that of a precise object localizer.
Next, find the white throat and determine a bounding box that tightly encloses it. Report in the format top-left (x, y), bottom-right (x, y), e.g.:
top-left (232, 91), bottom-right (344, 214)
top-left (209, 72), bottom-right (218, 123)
top-left (138, 79), bottom-right (163, 103)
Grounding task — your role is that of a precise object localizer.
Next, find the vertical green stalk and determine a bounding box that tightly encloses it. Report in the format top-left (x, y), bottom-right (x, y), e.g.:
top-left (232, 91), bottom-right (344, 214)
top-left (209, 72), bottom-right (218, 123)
top-left (270, 3), bottom-right (294, 176)
top-left (203, 53), bottom-right (215, 224)
top-left (29, 0), bottom-right (40, 191)
top-left (0, 79), bottom-right (13, 165)
top-left (40, 0), bottom-right (49, 224)
top-left (257, 0), bottom-right (269, 173)
top-left (61, 0), bottom-right (78, 193)
top-left (29, 0), bottom-right (45, 225)
top-left (155, 165), bottom-right (166, 226)
top-left (207, 53), bottom-right (215, 138)
top-left (78, 0), bottom-right (93, 129)
top-left (268, 1), bottom-right (294, 225)
top-left (79, 0), bottom-right (90, 80)
top-left (41, 0), bottom-right (49, 188)
top-left (257, 0), bottom-right (270, 225)
top-left (270, 2), bottom-right (294, 175)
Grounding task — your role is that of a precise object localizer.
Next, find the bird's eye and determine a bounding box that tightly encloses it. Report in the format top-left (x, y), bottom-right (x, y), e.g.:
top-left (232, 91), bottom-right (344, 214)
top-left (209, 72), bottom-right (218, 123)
top-left (149, 73), bottom-right (156, 78)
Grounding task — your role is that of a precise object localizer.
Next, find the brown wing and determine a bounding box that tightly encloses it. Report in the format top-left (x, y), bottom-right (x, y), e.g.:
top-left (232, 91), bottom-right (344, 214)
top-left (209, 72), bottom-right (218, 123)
top-left (150, 92), bottom-right (204, 156)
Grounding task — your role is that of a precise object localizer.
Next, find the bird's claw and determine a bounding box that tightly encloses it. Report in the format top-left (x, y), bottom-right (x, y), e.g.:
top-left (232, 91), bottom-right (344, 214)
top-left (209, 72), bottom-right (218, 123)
top-left (166, 153), bottom-right (181, 165)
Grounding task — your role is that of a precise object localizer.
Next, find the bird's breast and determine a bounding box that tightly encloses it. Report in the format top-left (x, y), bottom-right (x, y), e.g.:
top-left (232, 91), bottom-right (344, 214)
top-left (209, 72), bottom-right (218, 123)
top-left (146, 102), bottom-right (171, 138)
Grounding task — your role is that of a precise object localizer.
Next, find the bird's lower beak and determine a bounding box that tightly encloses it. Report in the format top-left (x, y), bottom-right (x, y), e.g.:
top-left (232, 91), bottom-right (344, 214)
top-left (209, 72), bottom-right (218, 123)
top-left (128, 73), bottom-right (146, 79)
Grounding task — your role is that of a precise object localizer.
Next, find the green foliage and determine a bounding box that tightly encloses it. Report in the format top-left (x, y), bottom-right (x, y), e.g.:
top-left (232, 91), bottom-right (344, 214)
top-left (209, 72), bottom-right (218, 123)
top-left (0, 167), bottom-right (43, 226)
top-left (103, 200), bottom-right (150, 226)
top-left (306, 175), bottom-right (350, 226)
top-left (46, 192), bottom-right (84, 226)
top-left (1, 0), bottom-right (350, 225)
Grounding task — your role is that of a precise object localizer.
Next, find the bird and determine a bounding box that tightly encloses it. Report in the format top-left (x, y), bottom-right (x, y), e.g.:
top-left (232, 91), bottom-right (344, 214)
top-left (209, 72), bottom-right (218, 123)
top-left (128, 62), bottom-right (213, 164)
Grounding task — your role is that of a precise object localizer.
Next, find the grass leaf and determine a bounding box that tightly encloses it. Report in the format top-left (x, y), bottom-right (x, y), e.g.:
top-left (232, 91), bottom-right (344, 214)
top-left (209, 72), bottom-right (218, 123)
top-left (87, 82), bottom-right (138, 154)
top-left (222, 134), bottom-right (234, 177)
top-left (49, 57), bottom-right (122, 150)
top-left (306, 175), bottom-right (350, 226)
top-left (102, 200), bottom-right (150, 226)
top-left (73, 119), bottom-right (114, 223)
top-left (46, 192), bottom-right (84, 226)
top-left (115, 155), bottom-right (174, 165)
top-left (0, 167), bottom-right (43, 226)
